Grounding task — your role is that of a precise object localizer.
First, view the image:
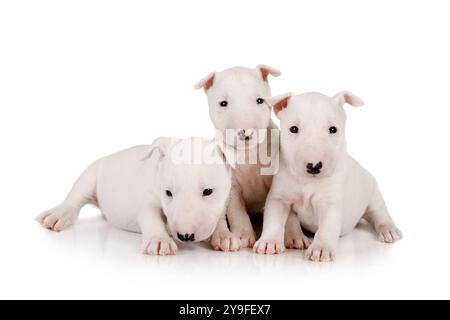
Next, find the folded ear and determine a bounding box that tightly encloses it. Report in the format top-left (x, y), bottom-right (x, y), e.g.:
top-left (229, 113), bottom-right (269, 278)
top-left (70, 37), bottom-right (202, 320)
top-left (142, 137), bottom-right (175, 160)
top-left (334, 91), bottom-right (365, 107)
top-left (216, 141), bottom-right (236, 170)
top-left (256, 64), bottom-right (282, 82)
top-left (266, 93), bottom-right (293, 118)
top-left (194, 72), bottom-right (215, 91)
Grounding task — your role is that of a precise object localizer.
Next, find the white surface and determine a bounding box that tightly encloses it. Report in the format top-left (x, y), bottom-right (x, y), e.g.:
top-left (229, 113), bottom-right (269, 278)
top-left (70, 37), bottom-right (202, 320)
top-left (1, 0), bottom-right (449, 299)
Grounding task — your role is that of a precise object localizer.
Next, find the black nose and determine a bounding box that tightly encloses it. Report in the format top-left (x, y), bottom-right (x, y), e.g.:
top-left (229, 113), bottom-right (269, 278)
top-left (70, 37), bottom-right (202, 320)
top-left (306, 162), bottom-right (323, 175)
top-left (238, 129), bottom-right (253, 141)
top-left (177, 232), bottom-right (195, 242)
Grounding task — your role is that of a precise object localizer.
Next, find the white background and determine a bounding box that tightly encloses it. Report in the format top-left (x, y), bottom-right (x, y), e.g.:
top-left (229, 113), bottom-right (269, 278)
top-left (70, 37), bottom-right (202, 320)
top-left (1, 0), bottom-right (449, 299)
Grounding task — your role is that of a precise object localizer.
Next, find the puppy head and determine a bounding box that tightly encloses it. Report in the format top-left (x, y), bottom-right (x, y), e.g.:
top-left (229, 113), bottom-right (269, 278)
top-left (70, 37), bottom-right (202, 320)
top-left (195, 65), bottom-right (281, 150)
top-left (269, 91), bottom-right (364, 178)
top-left (148, 137), bottom-right (234, 243)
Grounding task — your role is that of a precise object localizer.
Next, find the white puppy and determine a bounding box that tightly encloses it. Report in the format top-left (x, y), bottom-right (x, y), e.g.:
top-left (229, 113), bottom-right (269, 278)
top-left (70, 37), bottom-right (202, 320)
top-left (36, 137), bottom-right (234, 256)
top-left (254, 91), bottom-right (402, 261)
top-left (195, 65), bottom-right (310, 251)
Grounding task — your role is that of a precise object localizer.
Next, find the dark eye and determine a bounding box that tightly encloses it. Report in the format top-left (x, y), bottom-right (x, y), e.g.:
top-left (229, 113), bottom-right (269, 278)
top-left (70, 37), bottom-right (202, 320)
top-left (256, 98), bottom-right (264, 104)
top-left (329, 126), bottom-right (338, 134)
top-left (202, 189), bottom-right (213, 197)
top-left (290, 126), bottom-right (299, 134)
top-left (219, 101), bottom-right (228, 107)
top-left (165, 190), bottom-right (173, 197)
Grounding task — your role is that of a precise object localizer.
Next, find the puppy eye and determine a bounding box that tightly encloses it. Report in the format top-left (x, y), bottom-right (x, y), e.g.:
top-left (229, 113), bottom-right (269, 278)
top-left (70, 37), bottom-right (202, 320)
top-left (219, 101), bottom-right (228, 107)
top-left (202, 189), bottom-right (213, 197)
top-left (329, 126), bottom-right (338, 134)
top-left (256, 98), bottom-right (264, 104)
top-left (165, 190), bottom-right (173, 197)
top-left (289, 126), bottom-right (299, 134)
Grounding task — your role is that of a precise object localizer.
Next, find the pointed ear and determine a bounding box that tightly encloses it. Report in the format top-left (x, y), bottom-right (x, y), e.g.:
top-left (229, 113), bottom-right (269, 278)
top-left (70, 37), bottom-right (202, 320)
top-left (256, 64), bottom-right (281, 82)
top-left (267, 93), bottom-right (293, 118)
top-left (194, 72), bottom-right (215, 91)
top-left (142, 137), bottom-right (175, 160)
top-left (334, 91), bottom-right (365, 107)
top-left (216, 142), bottom-right (236, 170)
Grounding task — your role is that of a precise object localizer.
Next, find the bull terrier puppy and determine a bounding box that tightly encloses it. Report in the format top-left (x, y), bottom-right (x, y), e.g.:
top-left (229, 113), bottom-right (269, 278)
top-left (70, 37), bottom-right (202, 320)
top-left (36, 137), bottom-right (235, 256)
top-left (254, 91), bottom-right (402, 261)
top-left (195, 65), bottom-right (311, 252)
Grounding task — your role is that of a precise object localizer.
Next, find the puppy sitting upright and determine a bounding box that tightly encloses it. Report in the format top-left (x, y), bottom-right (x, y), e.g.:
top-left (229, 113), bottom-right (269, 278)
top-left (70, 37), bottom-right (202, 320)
top-left (254, 91), bottom-right (402, 261)
top-left (36, 137), bottom-right (234, 256)
top-left (196, 65), bottom-right (310, 252)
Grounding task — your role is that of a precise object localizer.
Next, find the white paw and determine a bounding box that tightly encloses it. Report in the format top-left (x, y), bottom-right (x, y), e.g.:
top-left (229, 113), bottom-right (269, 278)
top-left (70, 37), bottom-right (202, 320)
top-left (210, 230), bottom-right (241, 252)
top-left (305, 241), bottom-right (335, 262)
top-left (253, 238), bottom-right (285, 255)
top-left (285, 232), bottom-right (311, 250)
top-left (377, 224), bottom-right (402, 243)
top-left (232, 228), bottom-right (256, 248)
top-left (36, 205), bottom-right (78, 232)
top-left (142, 237), bottom-right (178, 256)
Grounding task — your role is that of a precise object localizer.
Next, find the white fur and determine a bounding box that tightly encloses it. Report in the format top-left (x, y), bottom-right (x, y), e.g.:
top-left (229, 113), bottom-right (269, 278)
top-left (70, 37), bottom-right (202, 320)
top-left (36, 137), bottom-right (234, 256)
top-left (254, 91), bottom-right (402, 261)
top-left (196, 65), bottom-right (308, 251)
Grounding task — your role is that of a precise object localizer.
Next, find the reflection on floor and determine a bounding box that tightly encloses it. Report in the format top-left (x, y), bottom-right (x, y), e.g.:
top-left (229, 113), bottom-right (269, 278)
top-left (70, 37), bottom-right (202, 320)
top-left (40, 213), bottom-right (399, 273)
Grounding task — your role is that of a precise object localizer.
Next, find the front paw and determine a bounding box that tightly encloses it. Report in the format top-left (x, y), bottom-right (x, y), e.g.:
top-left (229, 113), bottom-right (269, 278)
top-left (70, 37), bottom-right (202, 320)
top-left (305, 241), bottom-right (335, 262)
top-left (210, 230), bottom-right (241, 252)
top-left (285, 232), bottom-right (311, 250)
top-left (253, 238), bottom-right (285, 255)
top-left (232, 228), bottom-right (256, 248)
top-left (142, 237), bottom-right (178, 256)
top-left (377, 224), bottom-right (402, 243)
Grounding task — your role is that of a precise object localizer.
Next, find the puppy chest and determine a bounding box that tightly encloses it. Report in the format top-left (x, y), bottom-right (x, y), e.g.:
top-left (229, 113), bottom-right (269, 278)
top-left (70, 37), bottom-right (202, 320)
top-left (234, 164), bottom-right (272, 212)
top-left (291, 191), bottom-right (320, 232)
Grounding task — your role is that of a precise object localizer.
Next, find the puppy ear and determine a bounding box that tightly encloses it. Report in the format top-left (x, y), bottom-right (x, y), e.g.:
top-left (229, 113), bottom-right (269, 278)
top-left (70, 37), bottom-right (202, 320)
top-left (334, 91), bottom-right (365, 107)
top-left (216, 142), bottom-right (236, 170)
top-left (266, 93), bottom-right (293, 118)
top-left (194, 72), bottom-right (215, 91)
top-left (256, 64), bottom-right (281, 82)
top-left (142, 137), bottom-right (175, 160)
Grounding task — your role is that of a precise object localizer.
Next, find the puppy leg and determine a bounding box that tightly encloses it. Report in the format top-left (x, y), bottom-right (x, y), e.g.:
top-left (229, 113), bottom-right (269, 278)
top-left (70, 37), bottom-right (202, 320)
top-left (284, 211), bottom-right (311, 250)
top-left (139, 207), bottom-right (177, 256)
top-left (227, 187), bottom-right (256, 248)
top-left (364, 184), bottom-right (402, 243)
top-left (36, 160), bottom-right (100, 231)
top-left (305, 204), bottom-right (341, 262)
top-left (254, 198), bottom-right (290, 254)
top-left (209, 213), bottom-right (241, 252)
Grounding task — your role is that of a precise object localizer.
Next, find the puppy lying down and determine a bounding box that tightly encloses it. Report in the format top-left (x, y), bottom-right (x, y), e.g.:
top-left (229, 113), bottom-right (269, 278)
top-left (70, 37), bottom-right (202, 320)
top-left (37, 137), bottom-right (235, 255)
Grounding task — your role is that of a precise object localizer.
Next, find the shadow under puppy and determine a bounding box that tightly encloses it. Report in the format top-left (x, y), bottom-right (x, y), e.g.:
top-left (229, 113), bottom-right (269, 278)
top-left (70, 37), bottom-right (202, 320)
top-left (36, 137), bottom-right (235, 255)
top-left (255, 91), bottom-right (402, 261)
